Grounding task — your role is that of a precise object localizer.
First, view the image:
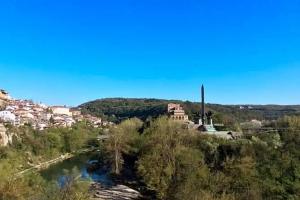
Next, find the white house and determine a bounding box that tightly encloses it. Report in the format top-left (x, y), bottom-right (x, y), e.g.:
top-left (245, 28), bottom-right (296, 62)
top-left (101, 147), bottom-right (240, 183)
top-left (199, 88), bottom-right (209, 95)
top-left (0, 111), bottom-right (16, 124)
top-left (51, 106), bottom-right (72, 116)
top-left (39, 103), bottom-right (48, 109)
top-left (23, 112), bottom-right (34, 119)
top-left (5, 105), bottom-right (16, 111)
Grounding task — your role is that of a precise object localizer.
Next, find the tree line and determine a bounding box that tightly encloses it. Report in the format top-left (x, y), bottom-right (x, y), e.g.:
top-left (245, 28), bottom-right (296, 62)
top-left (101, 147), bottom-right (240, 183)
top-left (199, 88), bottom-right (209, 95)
top-left (1, 115), bottom-right (300, 199)
top-left (105, 116), bottom-right (300, 200)
top-left (79, 98), bottom-right (300, 123)
top-left (0, 121), bottom-right (100, 200)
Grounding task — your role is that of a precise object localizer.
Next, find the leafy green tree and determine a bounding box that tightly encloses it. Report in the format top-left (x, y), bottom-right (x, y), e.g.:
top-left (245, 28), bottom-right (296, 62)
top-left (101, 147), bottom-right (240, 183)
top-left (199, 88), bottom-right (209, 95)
top-left (137, 117), bottom-right (189, 199)
top-left (167, 147), bottom-right (211, 200)
top-left (106, 118), bottom-right (143, 174)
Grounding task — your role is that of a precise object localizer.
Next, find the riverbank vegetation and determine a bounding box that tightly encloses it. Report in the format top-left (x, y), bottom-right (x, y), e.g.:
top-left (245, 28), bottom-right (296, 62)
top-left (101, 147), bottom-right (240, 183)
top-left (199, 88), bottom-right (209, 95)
top-left (105, 116), bottom-right (300, 200)
top-left (1, 116), bottom-right (300, 199)
top-left (1, 122), bottom-right (97, 174)
top-left (0, 172), bottom-right (90, 200)
top-left (105, 118), bottom-right (143, 175)
top-left (0, 121), bottom-right (100, 200)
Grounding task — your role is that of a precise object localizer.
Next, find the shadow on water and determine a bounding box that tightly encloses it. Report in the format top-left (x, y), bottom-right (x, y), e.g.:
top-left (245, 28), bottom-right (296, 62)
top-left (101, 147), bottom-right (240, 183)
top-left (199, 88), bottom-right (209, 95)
top-left (39, 151), bottom-right (113, 187)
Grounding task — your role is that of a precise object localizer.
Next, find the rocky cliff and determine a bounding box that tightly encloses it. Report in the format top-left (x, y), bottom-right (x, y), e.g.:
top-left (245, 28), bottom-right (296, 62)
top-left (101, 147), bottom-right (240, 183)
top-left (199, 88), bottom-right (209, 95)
top-left (0, 123), bottom-right (11, 146)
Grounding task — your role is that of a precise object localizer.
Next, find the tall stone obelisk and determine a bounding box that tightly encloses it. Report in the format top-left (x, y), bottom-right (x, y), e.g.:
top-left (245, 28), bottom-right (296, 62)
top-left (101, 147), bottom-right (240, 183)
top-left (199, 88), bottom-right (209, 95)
top-left (201, 84), bottom-right (205, 125)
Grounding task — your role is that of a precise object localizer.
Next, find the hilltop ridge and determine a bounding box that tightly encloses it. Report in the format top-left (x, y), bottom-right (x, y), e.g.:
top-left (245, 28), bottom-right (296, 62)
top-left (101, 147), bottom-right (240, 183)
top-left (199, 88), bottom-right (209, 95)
top-left (79, 98), bottom-right (300, 123)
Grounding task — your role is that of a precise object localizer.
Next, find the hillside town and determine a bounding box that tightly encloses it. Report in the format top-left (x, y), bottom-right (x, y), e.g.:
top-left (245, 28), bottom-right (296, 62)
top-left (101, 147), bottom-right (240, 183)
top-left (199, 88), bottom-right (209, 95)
top-left (0, 89), bottom-right (105, 131)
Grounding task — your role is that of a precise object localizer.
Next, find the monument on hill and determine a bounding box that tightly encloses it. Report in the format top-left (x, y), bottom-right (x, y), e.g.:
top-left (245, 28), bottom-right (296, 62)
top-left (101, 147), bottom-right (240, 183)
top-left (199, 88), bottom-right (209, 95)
top-left (201, 85), bottom-right (205, 125)
top-left (199, 85), bottom-right (216, 132)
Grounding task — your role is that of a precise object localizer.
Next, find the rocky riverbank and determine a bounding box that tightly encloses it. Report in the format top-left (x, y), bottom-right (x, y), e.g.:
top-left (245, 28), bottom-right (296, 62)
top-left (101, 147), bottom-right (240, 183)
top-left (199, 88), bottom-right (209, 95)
top-left (90, 182), bottom-right (141, 200)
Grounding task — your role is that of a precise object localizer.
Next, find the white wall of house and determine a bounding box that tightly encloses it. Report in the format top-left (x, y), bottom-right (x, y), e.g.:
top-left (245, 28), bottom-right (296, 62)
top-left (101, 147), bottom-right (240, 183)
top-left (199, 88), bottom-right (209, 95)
top-left (0, 111), bottom-right (16, 123)
top-left (51, 107), bottom-right (72, 116)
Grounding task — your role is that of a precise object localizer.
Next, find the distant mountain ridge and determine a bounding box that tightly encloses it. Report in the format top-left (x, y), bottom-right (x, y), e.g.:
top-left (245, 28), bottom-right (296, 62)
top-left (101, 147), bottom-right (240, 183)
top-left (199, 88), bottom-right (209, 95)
top-left (79, 98), bottom-right (300, 123)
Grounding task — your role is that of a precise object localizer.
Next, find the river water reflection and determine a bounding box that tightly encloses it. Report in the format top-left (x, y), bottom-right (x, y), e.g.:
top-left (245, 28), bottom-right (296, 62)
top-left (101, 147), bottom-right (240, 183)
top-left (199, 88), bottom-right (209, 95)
top-left (39, 151), bottom-right (113, 186)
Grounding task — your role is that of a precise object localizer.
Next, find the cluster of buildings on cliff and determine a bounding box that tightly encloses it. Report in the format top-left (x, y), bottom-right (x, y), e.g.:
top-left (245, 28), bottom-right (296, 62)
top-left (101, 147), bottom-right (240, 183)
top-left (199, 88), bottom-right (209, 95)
top-left (0, 89), bottom-right (104, 130)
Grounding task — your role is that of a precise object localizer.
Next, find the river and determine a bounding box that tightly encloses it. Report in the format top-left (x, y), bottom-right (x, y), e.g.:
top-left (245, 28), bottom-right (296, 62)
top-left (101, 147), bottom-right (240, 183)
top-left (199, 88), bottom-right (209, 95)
top-left (39, 151), bottom-right (153, 199)
top-left (39, 151), bottom-right (113, 186)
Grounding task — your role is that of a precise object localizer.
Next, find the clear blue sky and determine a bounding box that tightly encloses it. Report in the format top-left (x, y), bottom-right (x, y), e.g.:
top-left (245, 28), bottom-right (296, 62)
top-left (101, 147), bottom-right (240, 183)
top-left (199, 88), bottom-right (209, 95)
top-left (0, 0), bottom-right (299, 106)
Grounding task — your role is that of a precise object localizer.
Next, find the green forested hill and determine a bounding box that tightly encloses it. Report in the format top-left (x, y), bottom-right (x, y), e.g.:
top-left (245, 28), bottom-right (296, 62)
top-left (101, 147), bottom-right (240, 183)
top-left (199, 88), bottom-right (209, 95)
top-left (79, 98), bottom-right (300, 123)
top-left (79, 98), bottom-right (169, 122)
